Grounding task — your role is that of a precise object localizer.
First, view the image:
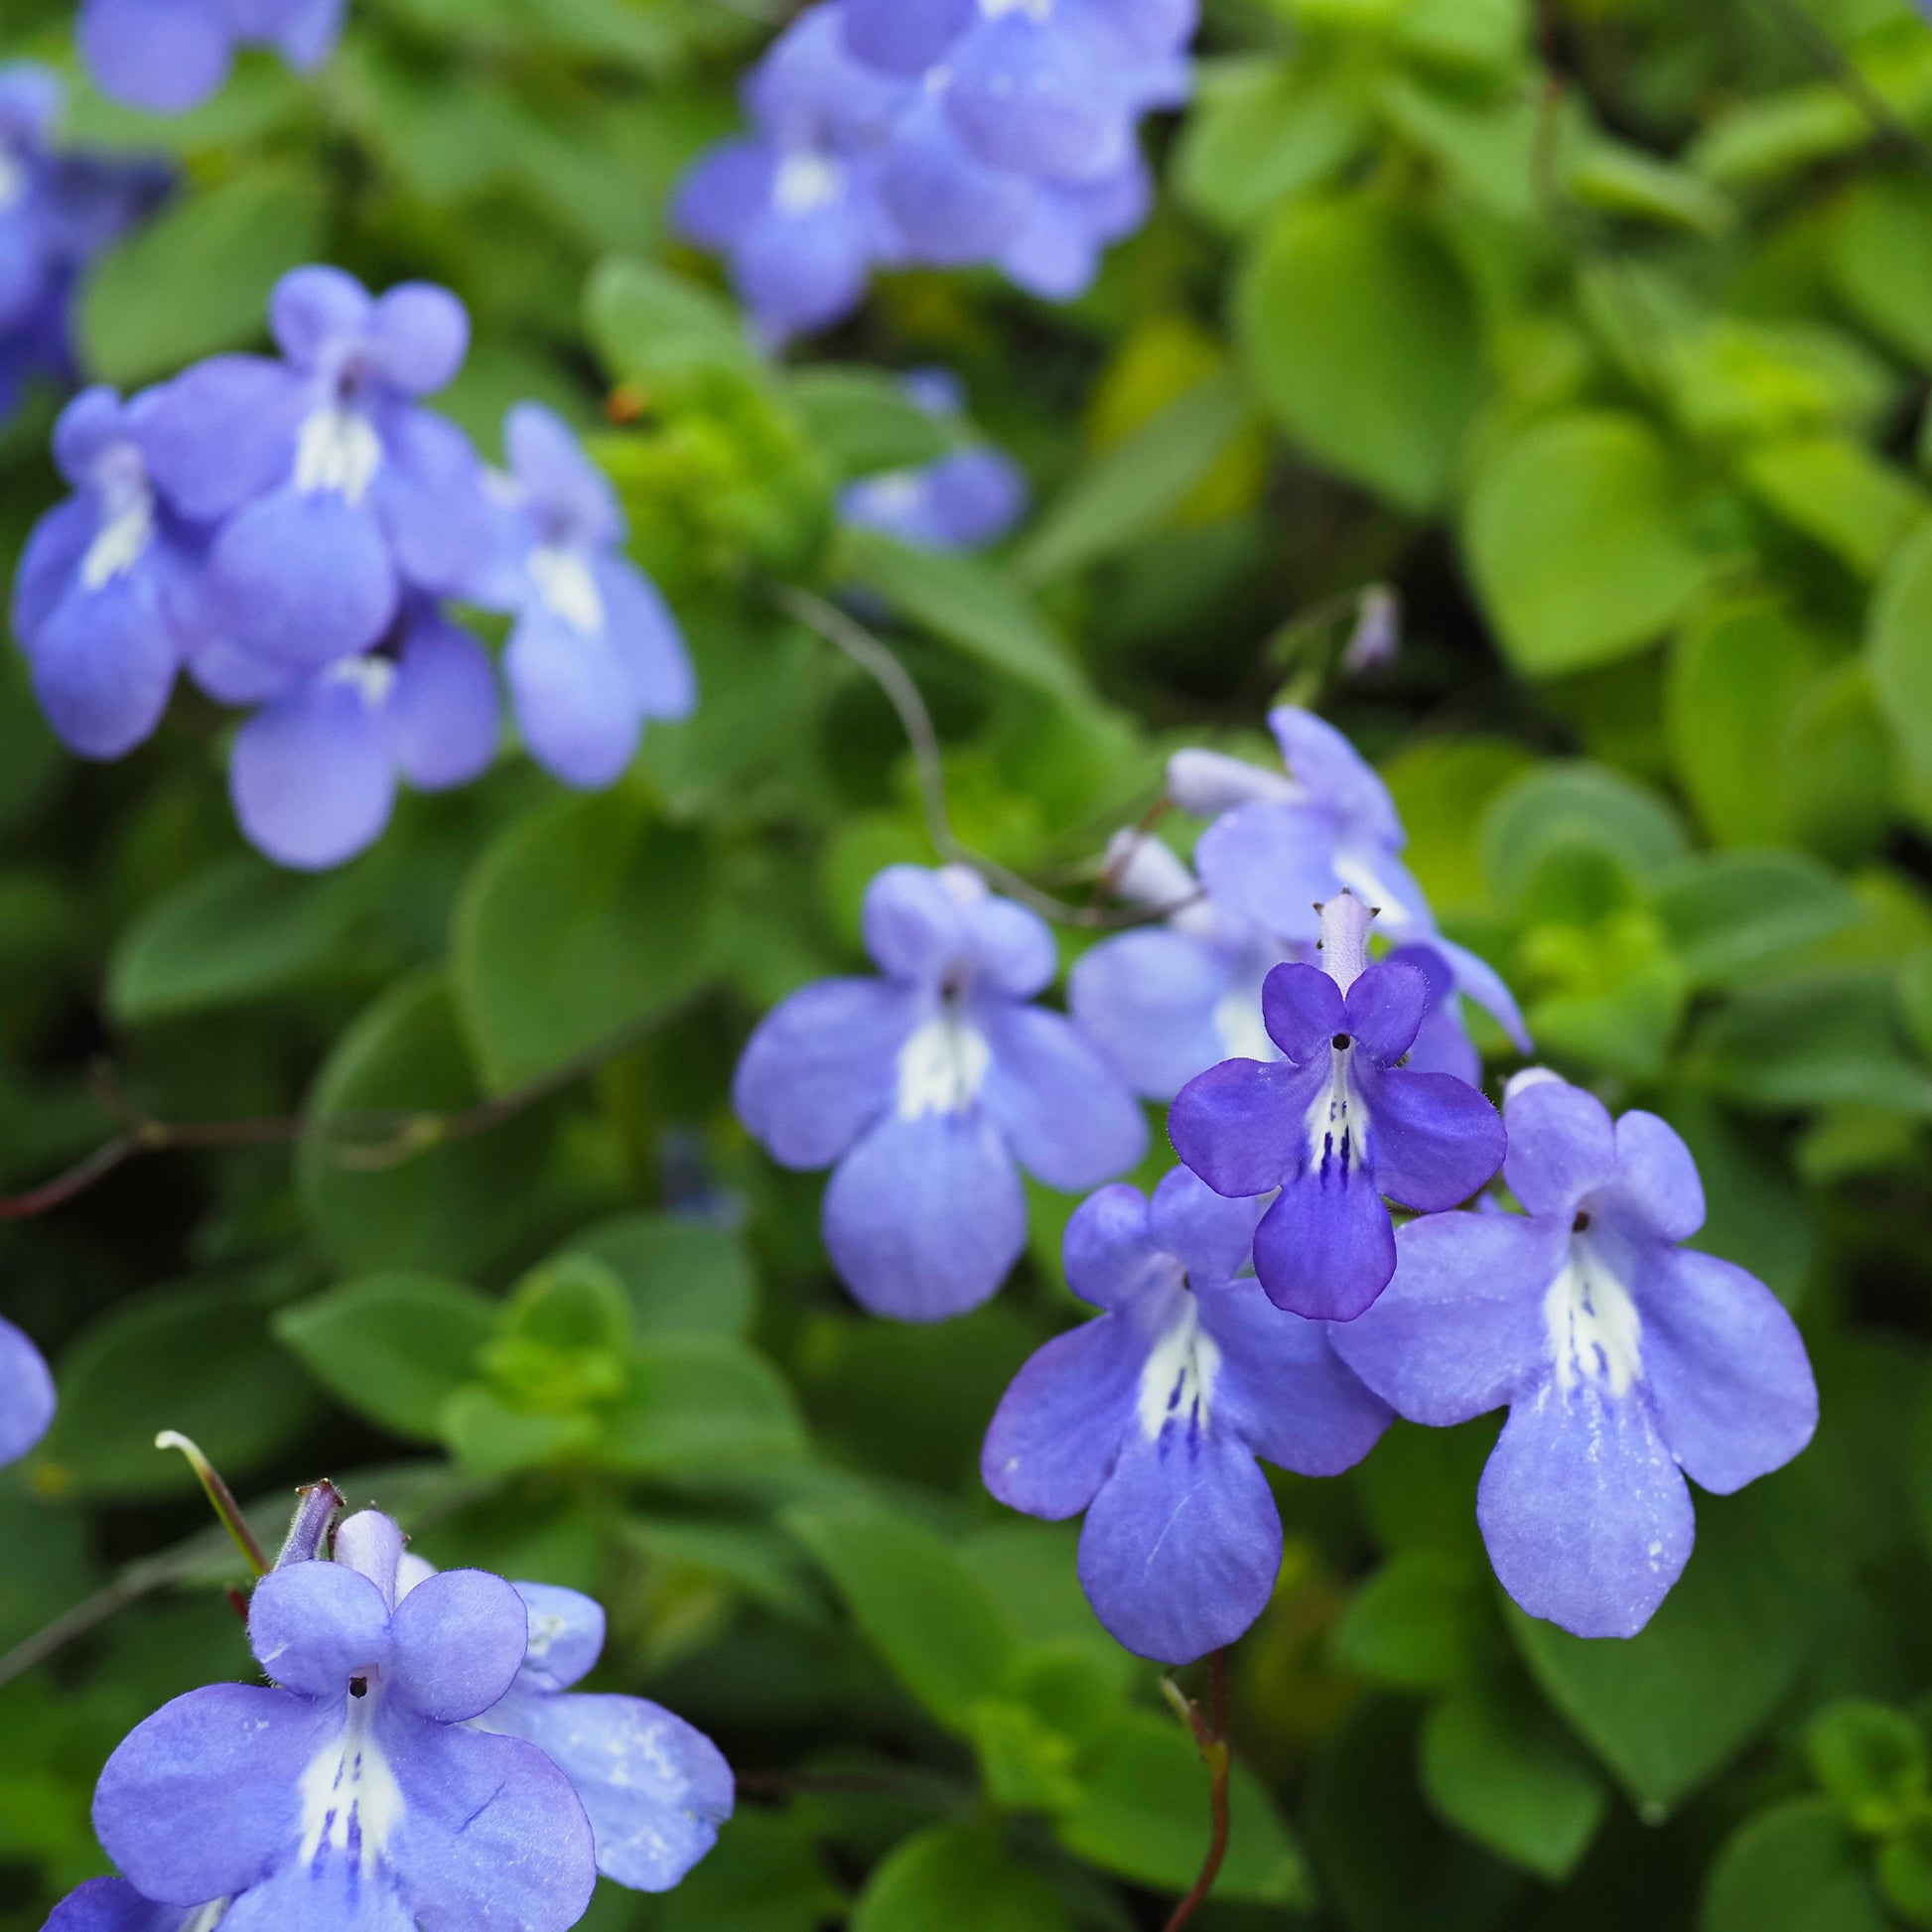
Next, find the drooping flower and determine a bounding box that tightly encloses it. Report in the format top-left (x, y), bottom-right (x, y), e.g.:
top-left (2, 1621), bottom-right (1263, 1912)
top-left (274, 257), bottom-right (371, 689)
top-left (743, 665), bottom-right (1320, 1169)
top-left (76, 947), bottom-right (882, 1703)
top-left (1179, 707), bottom-right (1532, 1052)
top-left (10, 387), bottom-right (205, 759)
top-left (470, 1580), bottom-right (734, 1890)
top-left (475, 403), bottom-right (694, 789)
top-left (734, 863), bottom-right (1148, 1320)
top-left (89, 1509), bottom-right (597, 1932)
top-left (839, 368), bottom-right (1029, 553)
top-left (136, 266), bottom-right (495, 673)
top-left (983, 1166), bottom-right (1390, 1663)
top-left (1169, 893), bottom-right (1505, 1322)
top-left (1331, 1070), bottom-right (1818, 1638)
top-left (1, 1312), bottom-right (55, 1468)
top-left (226, 598), bottom-right (499, 871)
top-left (78, 0), bottom-right (345, 115)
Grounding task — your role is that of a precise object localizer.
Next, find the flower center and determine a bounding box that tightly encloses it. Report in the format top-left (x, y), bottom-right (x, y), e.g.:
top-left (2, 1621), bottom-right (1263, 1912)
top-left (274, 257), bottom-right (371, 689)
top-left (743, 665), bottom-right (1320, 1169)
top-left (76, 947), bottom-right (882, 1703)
top-left (79, 453), bottom-right (155, 593)
top-left (295, 405), bottom-right (382, 504)
top-left (1304, 1038), bottom-right (1370, 1179)
top-left (297, 1685), bottom-right (405, 1876)
top-left (1137, 1296), bottom-right (1221, 1445)
top-left (896, 1006), bottom-right (991, 1120)
top-left (774, 151), bottom-right (843, 216)
top-left (530, 544), bottom-right (606, 634)
top-left (1542, 1230), bottom-right (1642, 1397)
top-left (326, 654), bottom-right (397, 706)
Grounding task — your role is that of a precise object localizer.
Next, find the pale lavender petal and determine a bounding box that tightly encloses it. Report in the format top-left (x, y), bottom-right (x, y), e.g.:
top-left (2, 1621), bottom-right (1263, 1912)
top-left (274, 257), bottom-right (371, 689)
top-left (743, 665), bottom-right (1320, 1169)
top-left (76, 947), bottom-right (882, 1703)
top-left (1503, 1078), bottom-right (1618, 1219)
top-left (842, 0), bottom-right (973, 73)
top-left (1251, 1157), bottom-right (1394, 1322)
top-left (1406, 1004), bottom-right (1481, 1085)
top-left (672, 139), bottom-right (773, 251)
top-left (1268, 706), bottom-right (1404, 849)
top-left (822, 1110), bottom-right (1027, 1320)
top-left (1062, 1180), bottom-right (1164, 1311)
top-left (925, 448), bottom-right (1029, 548)
top-left (247, 1560), bottom-right (390, 1694)
top-left (596, 556), bottom-right (696, 720)
top-left (266, 0), bottom-right (345, 68)
top-left (79, 0), bottom-right (232, 114)
top-left (510, 1583), bottom-right (605, 1694)
top-left (862, 865), bottom-right (974, 983)
top-left (229, 674), bottom-right (396, 872)
top-left (43, 1878), bottom-right (184, 1932)
top-left (880, 101), bottom-right (1031, 266)
top-left (1366, 1067), bottom-right (1506, 1212)
top-left (136, 356), bottom-right (306, 523)
top-left (732, 977), bottom-right (912, 1169)
top-left (1342, 957), bottom-right (1427, 1064)
top-left (1639, 1247), bottom-right (1818, 1495)
top-left (29, 570), bottom-right (179, 759)
top-left (210, 488), bottom-right (397, 670)
top-left (1078, 1426), bottom-right (1280, 1665)
top-left (1260, 960), bottom-right (1344, 1061)
top-left (1195, 801), bottom-right (1340, 944)
top-left (12, 496), bottom-right (97, 648)
top-left (979, 1004), bottom-right (1147, 1191)
top-left (371, 406), bottom-right (495, 598)
top-left (0, 1315), bottom-right (56, 1466)
top-left (998, 184), bottom-right (1106, 300)
top-left (1147, 1165), bottom-right (1262, 1289)
top-left (1069, 927), bottom-right (1231, 1101)
top-left (947, 16), bottom-right (1126, 183)
top-left (1611, 1110), bottom-right (1705, 1242)
top-left (963, 894), bottom-right (1056, 999)
top-left (269, 265), bottom-right (371, 368)
top-left (1477, 1379), bottom-right (1694, 1639)
top-left (219, 1859), bottom-right (414, 1932)
top-left (368, 283), bottom-right (470, 396)
top-left (1329, 1210), bottom-right (1562, 1426)
top-left (506, 608), bottom-right (638, 789)
top-left (981, 1313), bottom-right (1144, 1517)
top-left (505, 403), bottom-right (621, 547)
top-left (382, 609), bottom-right (498, 791)
top-left (390, 1569), bottom-right (527, 1722)
top-left (1170, 1055), bottom-right (1322, 1197)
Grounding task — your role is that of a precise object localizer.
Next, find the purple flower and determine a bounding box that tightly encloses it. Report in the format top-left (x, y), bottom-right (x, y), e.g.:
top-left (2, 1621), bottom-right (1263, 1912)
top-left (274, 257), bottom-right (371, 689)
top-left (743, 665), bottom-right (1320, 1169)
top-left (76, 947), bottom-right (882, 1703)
top-left (839, 368), bottom-right (1029, 552)
top-left (10, 387), bottom-right (204, 759)
top-left (137, 266), bottom-right (494, 673)
top-left (733, 863), bottom-right (1148, 1320)
top-left (89, 1510), bottom-right (597, 1932)
top-left (78, 0), bottom-right (345, 115)
top-left (1331, 1072), bottom-right (1819, 1638)
top-left (1, 1313), bottom-right (55, 1468)
top-left (43, 1878), bottom-right (184, 1931)
top-left (227, 597), bottom-right (498, 872)
top-left (997, 152), bottom-right (1153, 300)
top-left (475, 404), bottom-right (694, 789)
top-left (1170, 894), bottom-right (1505, 1322)
top-left (470, 1580), bottom-right (734, 1890)
top-left (983, 1167), bottom-right (1390, 1663)
top-left (1180, 708), bottom-right (1532, 1052)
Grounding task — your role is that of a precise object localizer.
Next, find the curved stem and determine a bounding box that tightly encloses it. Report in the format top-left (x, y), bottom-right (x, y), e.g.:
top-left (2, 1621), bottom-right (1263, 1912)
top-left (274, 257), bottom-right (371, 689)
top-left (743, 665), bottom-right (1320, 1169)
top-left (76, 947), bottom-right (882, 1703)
top-left (1163, 1648), bottom-right (1232, 1932)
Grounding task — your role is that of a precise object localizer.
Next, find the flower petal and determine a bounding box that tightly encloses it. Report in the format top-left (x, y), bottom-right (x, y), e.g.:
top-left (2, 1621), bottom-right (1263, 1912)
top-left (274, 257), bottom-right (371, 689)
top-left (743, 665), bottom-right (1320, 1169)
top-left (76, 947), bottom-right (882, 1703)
top-left (1640, 1247), bottom-right (1817, 1494)
top-left (979, 1004), bottom-right (1147, 1191)
top-left (1251, 1156), bottom-right (1395, 1322)
top-left (230, 675), bottom-right (397, 872)
top-left (505, 608), bottom-right (638, 789)
top-left (333, 1508), bottom-right (404, 1604)
top-left (136, 356), bottom-right (308, 524)
top-left (1193, 800), bottom-right (1340, 944)
top-left (1366, 1067), bottom-right (1506, 1212)
top-left (1432, 934), bottom-right (1532, 1052)
top-left (370, 406), bottom-right (495, 599)
top-left (1268, 706), bottom-right (1406, 848)
top-left (1062, 1180), bottom-right (1162, 1311)
top-left (982, 1312), bottom-right (1145, 1517)
top-left (1170, 1055), bottom-right (1321, 1198)
top-left (947, 17), bottom-right (1126, 183)
top-left (1329, 1210), bottom-right (1564, 1426)
top-left (270, 265), bottom-right (372, 369)
top-left (390, 1569), bottom-right (528, 1723)
top-left (248, 1560), bottom-right (390, 1694)
top-left (93, 1684), bottom-right (330, 1905)
top-left (43, 1878), bottom-right (185, 1932)
top-left (1611, 1109), bottom-right (1705, 1242)
top-left (11, 496), bottom-right (97, 646)
top-left (731, 977), bottom-right (911, 1170)
top-left (505, 404), bottom-right (621, 545)
top-left (1260, 960), bottom-right (1345, 1061)
top-left (382, 608), bottom-right (498, 792)
top-left (1069, 927), bottom-right (1232, 1102)
top-left (210, 488), bottom-right (397, 671)
top-left (672, 139), bottom-right (775, 251)
top-left (880, 100), bottom-right (1032, 266)
top-left (79, 0), bottom-right (233, 114)
top-left (368, 283), bottom-right (470, 397)
top-left (218, 1857), bottom-right (416, 1932)
top-left (29, 569), bottom-right (179, 760)
top-left (510, 1582), bottom-right (605, 1694)
top-left (596, 556), bottom-right (696, 721)
top-left (1342, 958), bottom-right (1427, 1064)
top-left (1077, 1427), bottom-right (1281, 1665)
top-left (963, 894), bottom-right (1057, 1000)
top-left (1478, 1377), bottom-right (1695, 1639)
top-left (862, 865), bottom-right (974, 982)
top-left (842, 0), bottom-right (973, 72)
top-left (822, 1110), bottom-right (1027, 1320)
top-left (1148, 1165), bottom-right (1262, 1290)
top-left (0, 1315), bottom-right (55, 1466)
top-left (1502, 1077), bottom-right (1618, 1219)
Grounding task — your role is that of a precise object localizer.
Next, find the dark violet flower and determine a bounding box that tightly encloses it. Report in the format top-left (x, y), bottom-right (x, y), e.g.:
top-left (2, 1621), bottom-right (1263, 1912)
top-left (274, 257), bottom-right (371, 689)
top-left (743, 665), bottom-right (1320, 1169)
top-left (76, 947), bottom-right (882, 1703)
top-left (79, 0), bottom-right (345, 115)
top-left (734, 863), bottom-right (1148, 1320)
top-left (983, 1166), bottom-right (1390, 1663)
top-left (839, 368), bottom-right (1029, 552)
top-left (89, 1510), bottom-right (597, 1932)
top-left (10, 386), bottom-right (203, 759)
top-left (1181, 707), bottom-right (1532, 1053)
top-left (475, 403), bottom-right (694, 789)
top-left (469, 1579), bottom-right (734, 1890)
top-left (227, 598), bottom-right (498, 872)
top-left (1331, 1071), bottom-right (1819, 1638)
top-left (1, 1312), bottom-right (55, 1468)
top-left (137, 266), bottom-right (494, 673)
top-left (1170, 894), bottom-right (1505, 1323)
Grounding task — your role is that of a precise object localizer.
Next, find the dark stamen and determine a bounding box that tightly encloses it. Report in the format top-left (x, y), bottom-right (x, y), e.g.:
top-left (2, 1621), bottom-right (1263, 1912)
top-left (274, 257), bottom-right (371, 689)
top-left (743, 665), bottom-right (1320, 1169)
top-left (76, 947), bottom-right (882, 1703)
top-left (1331, 1034), bottom-right (1351, 1050)
top-left (348, 1676), bottom-right (367, 1698)
top-left (1573, 1211), bottom-right (1590, 1233)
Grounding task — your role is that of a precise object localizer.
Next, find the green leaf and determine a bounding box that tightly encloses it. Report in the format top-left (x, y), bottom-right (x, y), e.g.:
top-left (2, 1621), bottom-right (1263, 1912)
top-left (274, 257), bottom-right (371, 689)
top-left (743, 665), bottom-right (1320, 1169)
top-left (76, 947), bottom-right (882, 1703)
top-left (441, 1384), bottom-right (599, 1478)
top-left (1704, 1799), bottom-right (1890, 1932)
top-left (1054, 1711), bottom-right (1314, 1906)
top-left (1807, 1699), bottom-right (1928, 1834)
top-left (553, 1212), bottom-right (757, 1337)
top-left (1464, 411), bottom-right (1719, 676)
top-left (1880, 1817), bottom-right (1932, 1927)
top-left (1829, 174), bottom-right (1932, 369)
top-left (833, 526), bottom-right (1094, 708)
top-left (1236, 196), bottom-right (1482, 512)
top-left (80, 170), bottom-right (326, 387)
top-left (584, 256), bottom-right (762, 387)
top-left (1652, 850), bottom-right (1862, 987)
top-left (1331, 1550), bottom-right (1484, 1691)
top-left (453, 788), bottom-right (713, 1092)
top-left (1175, 56), bottom-right (1366, 230)
top-left (1736, 436), bottom-right (1925, 579)
top-left (1567, 140), bottom-right (1735, 236)
top-left (35, 1284), bottom-right (322, 1501)
top-left (1868, 521), bottom-right (1932, 788)
top-left (1481, 761), bottom-right (1689, 905)
top-left (851, 1824), bottom-right (1072, 1932)
top-left (107, 857), bottom-right (369, 1024)
top-left (1014, 372), bottom-right (1254, 584)
top-left (784, 1500), bottom-right (1015, 1731)
top-left (599, 1335), bottom-right (806, 1475)
top-left (785, 366), bottom-right (951, 479)
top-left (299, 970), bottom-right (565, 1275)
top-left (1420, 1679), bottom-right (1609, 1881)
top-left (273, 1272), bottom-right (497, 1442)
top-left (967, 1698), bottom-right (1084, 1813)
top-left (621, 1515), bottom-right (829, 1626)
top-left (1510, 1476), bottom-right (1822, 1814)
top-left (656, 1807), bottom-right (845, 1932)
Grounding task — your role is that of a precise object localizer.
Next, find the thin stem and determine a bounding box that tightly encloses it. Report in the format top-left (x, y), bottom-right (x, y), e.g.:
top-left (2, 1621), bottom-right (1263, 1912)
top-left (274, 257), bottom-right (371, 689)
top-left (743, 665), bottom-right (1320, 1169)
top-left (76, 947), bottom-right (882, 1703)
top-left (1744, 0), bottom-right (1932, 178)
top-left (154, 1433), bottom-right (271, 1579)
top-left (1163, 1649), bottom-right (1233, 1932)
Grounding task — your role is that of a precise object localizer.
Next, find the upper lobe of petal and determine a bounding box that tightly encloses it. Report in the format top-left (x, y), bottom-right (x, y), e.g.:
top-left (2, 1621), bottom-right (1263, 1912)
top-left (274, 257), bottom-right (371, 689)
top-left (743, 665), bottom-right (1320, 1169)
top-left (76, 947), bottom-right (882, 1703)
top-left (1502, 1076), bottom-right (1617, 1219)
top-left (368, 282), bottom-right (470, 395)
top-left (1063, 1180), bottom-right (1160, 1311)
top-left (510, 1581), bottom-right (606, 1694)
top-left (1148, 1165), bottom-right (1262, 1289)
top-left (1342, 958), bottom-right (1427, 1065)
top-left (248, 1559), bottom-right (390, 1694)
top-left (1609, 1109), bottom-right (1705, 1242)
top-left (136, 355), bottom-right (307, 523)
top-left (389, 1568), bottom-right (528, 1722)
top-left (1260, 960), bottom-right (1344, 1061)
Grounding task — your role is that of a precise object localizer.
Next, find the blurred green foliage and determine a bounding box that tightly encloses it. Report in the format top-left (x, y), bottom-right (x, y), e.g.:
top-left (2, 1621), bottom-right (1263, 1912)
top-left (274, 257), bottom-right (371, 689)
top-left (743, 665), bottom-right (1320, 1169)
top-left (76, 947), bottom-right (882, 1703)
top-left (5, 0), bottom-right (1932, 1928)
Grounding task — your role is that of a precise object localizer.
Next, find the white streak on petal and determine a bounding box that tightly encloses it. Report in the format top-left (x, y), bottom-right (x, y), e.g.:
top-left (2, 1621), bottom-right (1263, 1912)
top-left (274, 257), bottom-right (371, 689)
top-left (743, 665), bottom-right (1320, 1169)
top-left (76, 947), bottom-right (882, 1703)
top-left (531, 545), bottom-right (605, 635)
top-left (295, 407), bottom-right (383, 504)
top-left (1136, 1299), bottom-right (1220, 1443)
top-left (1543, 1234), bottom-right (1642, 1398)
top-left (896, 1015), bottom-right (990, 1119)
top-left (298, 1696), bottom-right (405, 1875)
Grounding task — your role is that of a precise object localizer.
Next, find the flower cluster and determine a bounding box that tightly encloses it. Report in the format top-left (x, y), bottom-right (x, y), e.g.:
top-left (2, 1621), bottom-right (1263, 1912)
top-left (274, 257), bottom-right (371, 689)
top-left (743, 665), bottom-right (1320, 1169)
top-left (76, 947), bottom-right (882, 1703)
top-left (79, 0), bottom-right (345, 115)
top-left (0, 66), bottom-right (168, 427)
top-left (10, 266), bottom-right (695, 870)
top-left (839, 368), bottom-right (1029, 552)
top-left (49, 1505), bottom-right (732, 1931)
top-left (673, 0), bottom-right (1193, 342)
